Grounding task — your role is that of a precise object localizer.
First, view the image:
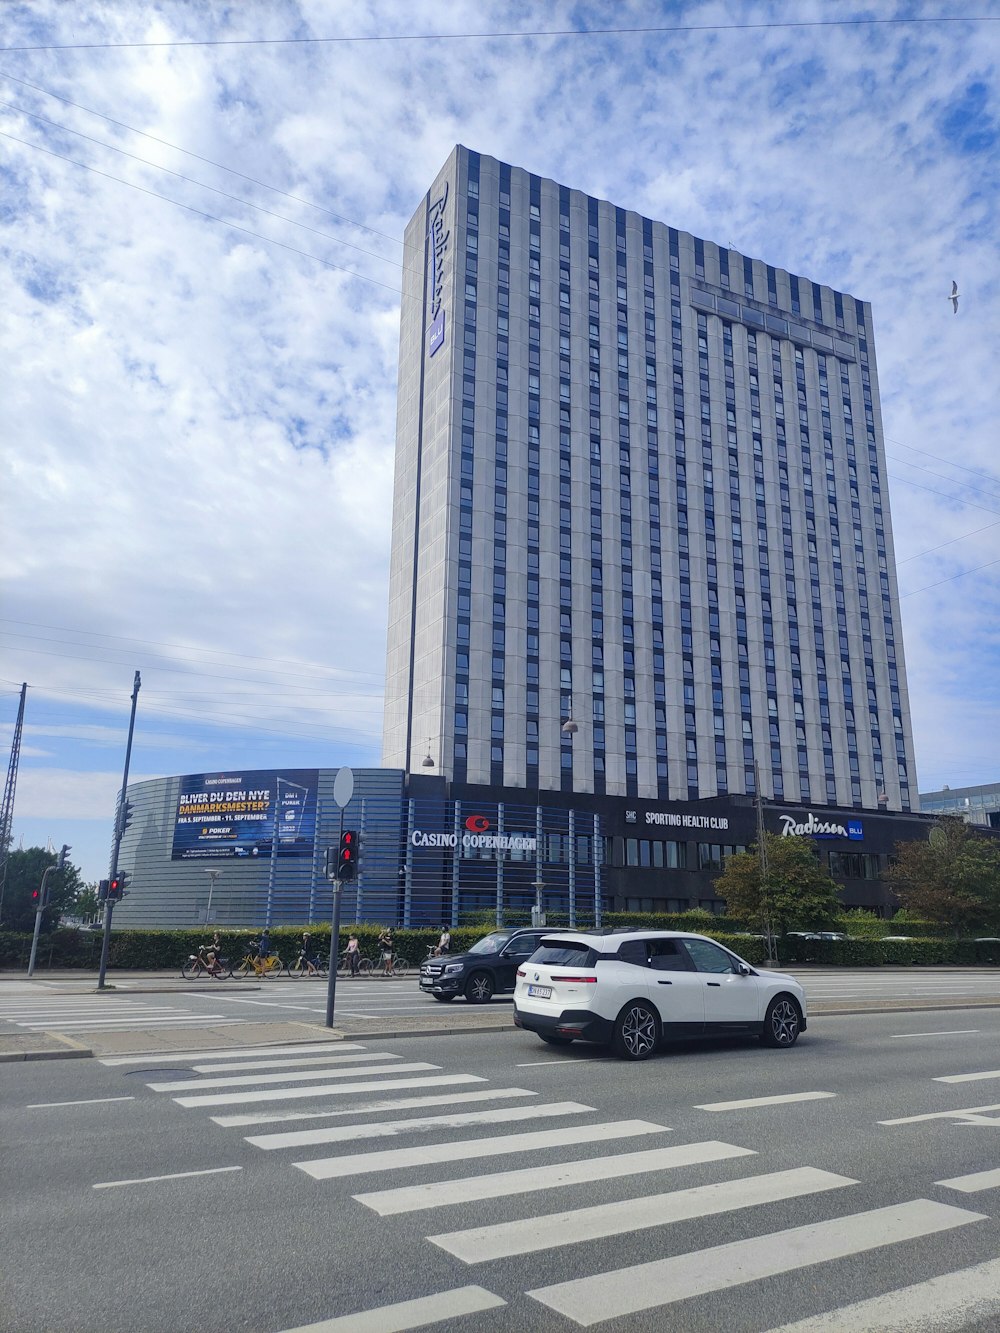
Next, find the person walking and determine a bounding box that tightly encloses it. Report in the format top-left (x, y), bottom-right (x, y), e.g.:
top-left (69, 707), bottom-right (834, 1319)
top-left (299, 931), bottom-right (318, 975)
top-left (345, 932), bottom-right (361, 978)
top-left (377, 926), bottom-right (395, 977)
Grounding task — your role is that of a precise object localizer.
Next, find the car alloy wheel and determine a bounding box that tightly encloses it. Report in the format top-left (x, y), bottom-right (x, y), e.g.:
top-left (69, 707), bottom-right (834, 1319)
top-left (465, 971), bottom-right (494, 1003)
top-left (613, 1001), bottom-right (659, 1060)
top-left (761, 995), bottom-right (801, 1047)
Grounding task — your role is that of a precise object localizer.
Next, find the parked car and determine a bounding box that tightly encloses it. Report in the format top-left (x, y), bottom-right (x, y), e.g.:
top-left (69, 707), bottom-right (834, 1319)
top-left (419, 927), bottom-right (550, 1003)
top-left (513, 929), bottom-right (807, 1060)
top-left (882, 935), bottom-right (913, 942)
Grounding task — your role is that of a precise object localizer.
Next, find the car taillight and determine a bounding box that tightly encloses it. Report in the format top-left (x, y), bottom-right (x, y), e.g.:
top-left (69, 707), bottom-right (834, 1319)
top-left (516, 968), bottom-right (526, 977)
top-left (550, 974), bottom-right (598, 983)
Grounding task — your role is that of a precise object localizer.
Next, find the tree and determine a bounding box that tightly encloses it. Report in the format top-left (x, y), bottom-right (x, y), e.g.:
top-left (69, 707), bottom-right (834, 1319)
top-left (0, 847), bottom-right (85, 933)
top-left (884, 817), bottom-right (1000, 935)
top-left (714, 833), bottom-right (843, 937)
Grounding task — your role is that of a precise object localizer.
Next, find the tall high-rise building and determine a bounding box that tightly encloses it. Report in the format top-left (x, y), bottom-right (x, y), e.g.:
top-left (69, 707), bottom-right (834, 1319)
top-left (383, 146), bottom-right (918, 821)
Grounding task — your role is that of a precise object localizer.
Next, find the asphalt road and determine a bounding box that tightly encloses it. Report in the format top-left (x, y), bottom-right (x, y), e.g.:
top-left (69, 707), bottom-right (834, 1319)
top-left (4, 1008), bottom-right (1000, 1332)
top-left (4, 967), bottom-right (1000, 1035)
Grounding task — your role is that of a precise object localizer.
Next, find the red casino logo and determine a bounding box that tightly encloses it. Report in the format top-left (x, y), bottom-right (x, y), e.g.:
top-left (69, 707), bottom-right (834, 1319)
top-left (465, 815), bottom-right (491, 833)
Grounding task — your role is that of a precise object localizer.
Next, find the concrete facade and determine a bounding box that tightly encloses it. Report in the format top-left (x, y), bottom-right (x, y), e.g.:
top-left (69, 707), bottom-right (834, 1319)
top-left (383, 147), bottom-right (918, 815)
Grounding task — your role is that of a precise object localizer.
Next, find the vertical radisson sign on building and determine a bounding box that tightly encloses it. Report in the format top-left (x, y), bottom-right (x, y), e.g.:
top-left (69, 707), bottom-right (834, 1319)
top-left (427, 181), bottom-right (450, 356)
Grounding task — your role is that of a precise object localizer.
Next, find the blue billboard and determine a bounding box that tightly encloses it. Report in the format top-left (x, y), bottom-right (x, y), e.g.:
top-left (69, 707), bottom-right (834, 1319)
top-left (171, 769), bottom-right (318, 861)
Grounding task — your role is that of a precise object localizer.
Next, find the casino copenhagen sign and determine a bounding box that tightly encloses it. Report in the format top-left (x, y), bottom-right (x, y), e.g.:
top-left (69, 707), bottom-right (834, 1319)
top-left (411, 814), bottom-right (536, 854)
top-left (427, 182), bottom-right (450, 357)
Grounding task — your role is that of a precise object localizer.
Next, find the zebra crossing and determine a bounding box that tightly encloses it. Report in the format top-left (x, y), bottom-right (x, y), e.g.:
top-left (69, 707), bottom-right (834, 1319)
top-left (0, 990), bottom-right (247, 1034)
top-left (97, 1039), bottom-right (1000, 1330)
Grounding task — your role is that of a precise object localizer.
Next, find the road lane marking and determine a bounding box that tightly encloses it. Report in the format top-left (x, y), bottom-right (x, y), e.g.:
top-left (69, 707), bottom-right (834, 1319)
top-left (299, 1119), bottom-right (669, 1181)
top-left (936, 1167), bottom-right (1000, 1192)
top-left (94, 1165), bottom-right (242, 1190)
top-left (280, 1284), bottom-right (506, 1331)
top-left (515, 1058), bottom-right (614, 1067)
top-left (760, 1256), bottom-right (1000, 1331)
top-left (247, 1101), bottom-right (594, 1150)
top-left (431, 1167), bottom-right (857, 1264)
top-left (881, 1101), bottom-right (1000, 1125)
top-left (212, 1087), bottom-right (536, 1128)
top-left (355, 1141), bottom-right (753, 1216)
top-left (695, 1091), bottom-right (836, 1112)
top-left (27, 1096), bottom-right (135, 1108)
top-left (935, 1069), bottom-right (1000, 1083)
top-left (891, 1030), bottom-right (979, 1038)
top-left (175, 1073), bottom-right (485, 1108)
top-left (526, 1200), bottom-right (987, 1326)
top-left (100, 1042), bottom-right (361, 1065)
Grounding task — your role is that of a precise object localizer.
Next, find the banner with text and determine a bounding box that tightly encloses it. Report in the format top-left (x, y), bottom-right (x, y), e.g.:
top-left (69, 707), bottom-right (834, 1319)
top-left (171, 769), bottom-right (318, 860)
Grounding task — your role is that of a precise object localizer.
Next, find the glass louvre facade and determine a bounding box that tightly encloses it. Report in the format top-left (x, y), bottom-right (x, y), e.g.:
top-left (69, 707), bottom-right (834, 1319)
top-left (383, 146), bottom-right (919, 814)
top-left (107, 769), bottom-right (606, 930)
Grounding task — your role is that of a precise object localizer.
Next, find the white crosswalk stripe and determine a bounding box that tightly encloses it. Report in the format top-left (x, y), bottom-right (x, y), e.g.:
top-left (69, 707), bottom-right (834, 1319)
top-left (354, 1140), bottom-right (756, 1216)
top-left (174, 1073), bottom-right (486, 1108)
top-left (211, 1087), bottom-right (538, 1129)
top-left (760, 1256), bottom-right (1000, 1331)
top-left (246, 1101), bottom-right (595, 1150)
top-left (428, 1166), bottom-right (857, 1264)
top-left (297, 1119), bottom-right (668, 1181)
top-left (147, 1059), bottom-right (432, 1093)
top-left (526, 1200), bottom-right (987, 1326)
top-left (0, 994), bottom-right (247, 1032)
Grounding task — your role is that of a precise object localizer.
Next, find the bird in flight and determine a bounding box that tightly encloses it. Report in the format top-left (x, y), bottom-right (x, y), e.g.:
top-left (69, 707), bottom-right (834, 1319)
top-left (948, 280), bottom-right (959, 313)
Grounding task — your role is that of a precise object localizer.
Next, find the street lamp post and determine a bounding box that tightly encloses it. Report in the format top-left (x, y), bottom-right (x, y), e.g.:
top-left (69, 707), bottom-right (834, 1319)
top-left (203, 869), bottom-right (222, 923)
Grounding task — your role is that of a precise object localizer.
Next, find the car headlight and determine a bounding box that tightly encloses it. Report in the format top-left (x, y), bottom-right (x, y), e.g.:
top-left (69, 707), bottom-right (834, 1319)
top-left (443, 963), bottom-right (464, 975)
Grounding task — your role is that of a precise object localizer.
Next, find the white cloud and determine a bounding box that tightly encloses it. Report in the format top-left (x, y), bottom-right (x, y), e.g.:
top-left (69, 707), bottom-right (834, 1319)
top-left (1, 0), bottom-right (998, 835)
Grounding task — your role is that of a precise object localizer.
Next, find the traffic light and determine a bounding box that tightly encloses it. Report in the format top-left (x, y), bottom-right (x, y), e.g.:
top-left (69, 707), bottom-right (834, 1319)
top-left (116, 801), bottom-right (134, 839)
top-left (337, 830), bottom-right (358, 881)
top-left (56, 843), bottom-right (71, 870)
top-left (31, 887), bottom-right (41, 904)
top-left (98, 879), bottom-right (110, 902)
top-left (106, 875), bottom-right (130, 901)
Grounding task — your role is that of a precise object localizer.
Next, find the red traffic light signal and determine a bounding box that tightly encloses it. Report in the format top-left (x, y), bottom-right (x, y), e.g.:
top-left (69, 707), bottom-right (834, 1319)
top-left (31, 888), bottom-right (40, 903)
top-left (337, 830), bottom-right (358, 881)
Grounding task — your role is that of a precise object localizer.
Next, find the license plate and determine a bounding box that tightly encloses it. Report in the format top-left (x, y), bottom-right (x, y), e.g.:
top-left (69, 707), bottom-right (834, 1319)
top-left (527, 984), bottom-right (552, 999)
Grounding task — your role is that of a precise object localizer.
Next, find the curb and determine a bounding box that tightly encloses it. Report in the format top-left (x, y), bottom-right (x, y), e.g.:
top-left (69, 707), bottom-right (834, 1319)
top-left (0, 1047), bottom-right (94, 1063)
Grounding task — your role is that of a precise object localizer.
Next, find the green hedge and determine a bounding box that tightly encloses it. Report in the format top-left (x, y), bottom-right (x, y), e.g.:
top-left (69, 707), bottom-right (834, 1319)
top-left (3, 921), bottom-right (997, 972)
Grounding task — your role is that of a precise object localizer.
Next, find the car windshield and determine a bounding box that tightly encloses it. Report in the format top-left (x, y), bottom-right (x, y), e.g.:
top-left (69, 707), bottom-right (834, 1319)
top-left (468, 932), bottom-right (511, 955)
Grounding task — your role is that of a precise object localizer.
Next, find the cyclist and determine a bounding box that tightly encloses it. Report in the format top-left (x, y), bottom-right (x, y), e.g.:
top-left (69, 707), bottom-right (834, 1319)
top-left (205, 931), bottom-right (224, 973)
top-left (433, 926), bottom-right (451, 957)
top-left (257, 928), bottom-right (272, 971)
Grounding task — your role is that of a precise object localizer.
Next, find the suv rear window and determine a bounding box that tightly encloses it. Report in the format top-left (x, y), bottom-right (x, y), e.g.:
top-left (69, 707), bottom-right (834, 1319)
top-left (531, 941), bottom-right (599, 967)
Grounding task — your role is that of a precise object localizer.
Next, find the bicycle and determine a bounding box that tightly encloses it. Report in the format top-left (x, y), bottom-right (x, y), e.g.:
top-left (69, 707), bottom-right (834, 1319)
top-left (288, 952), bottom-right (329, 979)
top-left (336, 950), bottom-right (373, 978)
top-left (181, 946), bottom-right (231, 980)
top-left (381, 954), bottom-right (411, 978)
top-left (234, 951), bottom-right (286, 978)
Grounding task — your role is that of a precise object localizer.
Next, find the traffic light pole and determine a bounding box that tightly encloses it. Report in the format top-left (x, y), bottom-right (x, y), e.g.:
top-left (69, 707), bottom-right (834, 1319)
top-left (98, 671), bottom-right (141, 991)
top-left (26, 866), bottom-right (57, 977)
top-left (325, 805), bottom-right (345, 1029)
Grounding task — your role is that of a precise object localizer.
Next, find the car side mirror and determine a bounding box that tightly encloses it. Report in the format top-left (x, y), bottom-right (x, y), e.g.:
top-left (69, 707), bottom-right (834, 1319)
top-left (737, 962), bottom-right (752, 976)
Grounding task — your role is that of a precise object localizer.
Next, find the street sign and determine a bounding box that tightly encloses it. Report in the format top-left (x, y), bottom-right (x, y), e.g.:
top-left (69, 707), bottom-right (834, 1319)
top-left (333, 766), bottom-right (354, 809)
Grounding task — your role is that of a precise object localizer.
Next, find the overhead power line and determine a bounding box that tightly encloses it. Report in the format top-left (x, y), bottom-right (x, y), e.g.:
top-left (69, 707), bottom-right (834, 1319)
top-left (0, 98), bottom-right (403, 269)
top-left (1, 15), bottom-right (995, 53)
top-left (0, 130), bottom-right (403, 294)
top-left (0, 69), bottom-right (403, 249)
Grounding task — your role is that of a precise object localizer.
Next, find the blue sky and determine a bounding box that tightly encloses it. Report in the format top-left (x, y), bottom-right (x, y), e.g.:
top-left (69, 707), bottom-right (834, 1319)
top-left (2, 1), bottom-right (998, 883)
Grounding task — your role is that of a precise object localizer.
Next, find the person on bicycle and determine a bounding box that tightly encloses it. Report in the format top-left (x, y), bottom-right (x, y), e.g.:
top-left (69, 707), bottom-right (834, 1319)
top-left (345, 932), bottom-right (361, 978)
top-left (378, 926), bottom-right (394, 977)
top-left (206, 932), bottom-right (223, 971)
top-left (434, 926), bottom-right (451, 957)
top-left (257, 928), bottom-right (272, 961)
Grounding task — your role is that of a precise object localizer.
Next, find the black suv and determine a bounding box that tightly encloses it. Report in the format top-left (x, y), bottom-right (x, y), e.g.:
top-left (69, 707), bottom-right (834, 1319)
top-left (419, 928), bottom-right (548, 1003)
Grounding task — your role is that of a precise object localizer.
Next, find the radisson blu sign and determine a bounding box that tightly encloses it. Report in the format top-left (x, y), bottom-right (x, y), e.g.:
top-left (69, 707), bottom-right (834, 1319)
top-left (427, 181), bottom-right (450, 357)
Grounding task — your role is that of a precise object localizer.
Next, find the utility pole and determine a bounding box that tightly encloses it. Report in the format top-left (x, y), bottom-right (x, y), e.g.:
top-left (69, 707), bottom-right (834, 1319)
top-left (754, 761), bottom-right (777, 964)
top-left (98, 671), bottom-right (141, 990)
top-left (0, 683), bottom-right (27, 927)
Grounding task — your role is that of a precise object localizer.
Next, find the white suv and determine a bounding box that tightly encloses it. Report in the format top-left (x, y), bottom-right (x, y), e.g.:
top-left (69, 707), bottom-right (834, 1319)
top-left (513, 929), bottom-right (807, 1061)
